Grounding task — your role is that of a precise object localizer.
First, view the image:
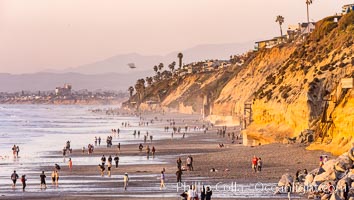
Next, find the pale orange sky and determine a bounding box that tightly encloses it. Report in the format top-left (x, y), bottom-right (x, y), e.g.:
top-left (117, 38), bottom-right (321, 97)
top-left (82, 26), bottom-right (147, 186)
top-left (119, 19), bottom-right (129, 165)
top-left (0, 0), bottom-right (351, 74)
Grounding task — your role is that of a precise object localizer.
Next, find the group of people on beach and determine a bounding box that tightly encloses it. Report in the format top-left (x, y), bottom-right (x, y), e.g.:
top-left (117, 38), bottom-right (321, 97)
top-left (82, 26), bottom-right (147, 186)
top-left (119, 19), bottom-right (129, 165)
top-left (51, 169), bottom-right (60, 187)
top-left (11, 144), bottom-right (20, 158)
top-left (11, 168), bottom-right (60, 191)
top-left (11, 139), bottom-right (77, 191)
top-left (106, 136), bottom-right (113, 147)
top-left (121, 122), bottom-right (130, 127)
top-left (98, 154), bottom-right (120, 177)
top-left (85, 143), bottom-right (95, 154)
top-left (251, 155), bottom-right (263, 172)
top-left (94, 136), bottom-right (101, 146)
top-left (62, 141), bottom-right (72, 157)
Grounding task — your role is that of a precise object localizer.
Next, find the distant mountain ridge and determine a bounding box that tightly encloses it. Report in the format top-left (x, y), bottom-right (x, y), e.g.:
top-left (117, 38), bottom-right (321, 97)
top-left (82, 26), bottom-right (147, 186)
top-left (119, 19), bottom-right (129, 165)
top-left (53, 42), bottom-right (253, 74)
top-left (0, 71), bottom-right (153, 92)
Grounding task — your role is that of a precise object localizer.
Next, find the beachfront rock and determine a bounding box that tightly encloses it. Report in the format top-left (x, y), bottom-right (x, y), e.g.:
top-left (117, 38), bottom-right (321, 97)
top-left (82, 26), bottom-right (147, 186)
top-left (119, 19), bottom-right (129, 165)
top-left (321, 194), bottom-right (331, 200)
top-left (329, 193), bottom-right (341, 200)
top-left (348, 169), bottom-right (354, 180)
top-left (334, 161), bottom-right (347, 173)
top-left (313, 168), bottom-right (336, 185)
top-left (305, 174), bottom-right (315, 186)
top-left (336, 153), bottom-right (351, 170)
top-left (318, 181), bottom-right (332, 192)
top-left (323, 160), bottom-right (337, 172)
top-left (311, 168), bottom-right (320, 175)
top-left (278, 173), bottom-right (294, 186)
top-left (337, 177), bottom-right (347, 189)
top-left (308, 193), bottom-right (315, 199)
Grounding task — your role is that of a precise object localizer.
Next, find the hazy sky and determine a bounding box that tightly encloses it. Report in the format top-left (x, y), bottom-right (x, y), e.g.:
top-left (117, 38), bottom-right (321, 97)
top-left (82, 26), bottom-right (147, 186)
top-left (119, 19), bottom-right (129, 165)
top-left (0, 0), bottom-right (352, 74)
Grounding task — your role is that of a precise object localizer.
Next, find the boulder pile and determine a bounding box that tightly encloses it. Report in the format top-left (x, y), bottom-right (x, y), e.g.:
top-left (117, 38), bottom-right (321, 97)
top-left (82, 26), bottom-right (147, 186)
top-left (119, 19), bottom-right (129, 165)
top-left (277, 146), bottom-right (354, 199)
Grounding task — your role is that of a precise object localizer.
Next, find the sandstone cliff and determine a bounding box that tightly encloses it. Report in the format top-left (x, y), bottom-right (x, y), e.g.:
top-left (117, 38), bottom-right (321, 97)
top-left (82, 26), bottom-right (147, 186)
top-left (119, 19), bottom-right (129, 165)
top-left (126, 13), bottom-right (354, 155)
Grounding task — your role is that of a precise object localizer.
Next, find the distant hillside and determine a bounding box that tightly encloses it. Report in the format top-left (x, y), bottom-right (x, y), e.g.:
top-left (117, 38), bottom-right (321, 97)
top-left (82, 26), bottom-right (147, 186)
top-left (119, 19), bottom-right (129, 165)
top-left (0, 71), bottom-right (153, 92)
top-left (57, 42), bottom-right (253, 74)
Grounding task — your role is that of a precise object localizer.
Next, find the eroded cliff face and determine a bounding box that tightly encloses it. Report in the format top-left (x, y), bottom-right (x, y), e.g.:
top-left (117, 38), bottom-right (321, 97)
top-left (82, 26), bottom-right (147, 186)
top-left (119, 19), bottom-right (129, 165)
top-left (210, 46), bottom-right (297, 125)
top-left (128, 13), bottom-right (354, 155)
top-left (212, 14), bottom-right (354, 155)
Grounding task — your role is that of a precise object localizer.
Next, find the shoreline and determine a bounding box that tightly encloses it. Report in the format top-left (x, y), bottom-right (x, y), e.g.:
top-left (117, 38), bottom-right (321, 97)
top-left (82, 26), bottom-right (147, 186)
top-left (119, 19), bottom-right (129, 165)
top-left (0, 111), bottom-right (331, 199)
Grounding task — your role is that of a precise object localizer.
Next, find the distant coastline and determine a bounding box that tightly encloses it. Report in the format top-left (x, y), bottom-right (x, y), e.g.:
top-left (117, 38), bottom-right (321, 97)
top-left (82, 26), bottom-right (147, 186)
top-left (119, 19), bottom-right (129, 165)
top-left (0, 97), bottom-right (127, 105)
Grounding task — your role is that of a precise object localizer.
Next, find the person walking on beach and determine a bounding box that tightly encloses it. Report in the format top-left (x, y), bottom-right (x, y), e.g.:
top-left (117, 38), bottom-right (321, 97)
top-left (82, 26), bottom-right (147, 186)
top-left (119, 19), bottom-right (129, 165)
top-left (98, 164), bottom-right (105, 176)
top-left (68, 158), bottom-right (73, 171)
top-left (40, 171), bottom-right (47, 189)
top-left (186, 156), bottom-right (192, 171)
top-left (11, 170), bottom-right (19, 189)
top-left (150, 135), bottom-right (153, 142)
top-left (146, 145), bottom-right (150, 159)
top-left (286, 181), bottom-right (292, 200)
top-left (55, 170), bottom-right (59, 187)
top-left (123, 172), bottom-right (129, 191)
top-left (55, 163), bottom-right (61, 171)
top-left (200, 185), bottom-right (206, 200)
top-left (82, 146), bottom-right (85, 154)
top-left (62, 147), bottom-right (66, 157)
top-left (107, 156), bottom-right (112, 177)
top-left (190, 156), bottom-right (194, 171)
top-left (152, 146), bottom-right (156, 157)
top-left (95, 136), bottom-right (97, 146)
top-left (177, 157), bottom-right (182, 170)
top-left (205, 186), bottom-right (212, 200)
top-left (176, 169), bottom-right (183, 185)
top-left (117, 143), bottom-right (121, 151)
top-left (187, 155), bottom-right (194, 171)
top-left (12, 145), bottom-right (17, 158)
top-left (160, 171), bottom-right (166, 190)
top-left (16, 146), bottom-right (20, 157)
top-left (257, 157), bottom-right (263, 172)
top-left (252, 155), bottom-right (258, 173)
top-left (101, 155), bottom-right (106, 166)
top-left (21, 175), bottom-right (27, 191)
top-left (108, 155), bottom-right (112, 164)
top-left (114, 154), bottom-right (119, 168)
top-left (51, 170), bottom-right (56, 186)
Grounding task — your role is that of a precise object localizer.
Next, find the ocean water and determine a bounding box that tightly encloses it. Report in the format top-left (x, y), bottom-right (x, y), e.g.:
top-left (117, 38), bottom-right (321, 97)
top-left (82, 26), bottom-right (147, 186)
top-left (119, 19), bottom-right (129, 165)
top-left (0, 105), bottom-right (169, 183)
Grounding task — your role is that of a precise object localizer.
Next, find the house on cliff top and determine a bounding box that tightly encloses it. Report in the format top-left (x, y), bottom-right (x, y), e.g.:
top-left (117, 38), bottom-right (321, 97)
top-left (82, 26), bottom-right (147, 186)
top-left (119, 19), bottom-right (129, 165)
top-left (342, 3), bottom-right (354, 14)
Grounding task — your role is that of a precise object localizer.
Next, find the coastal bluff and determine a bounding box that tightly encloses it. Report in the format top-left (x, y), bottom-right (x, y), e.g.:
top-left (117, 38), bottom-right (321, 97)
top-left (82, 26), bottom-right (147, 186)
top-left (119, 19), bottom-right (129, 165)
top-left (124, 13), bottom-right (354, 155)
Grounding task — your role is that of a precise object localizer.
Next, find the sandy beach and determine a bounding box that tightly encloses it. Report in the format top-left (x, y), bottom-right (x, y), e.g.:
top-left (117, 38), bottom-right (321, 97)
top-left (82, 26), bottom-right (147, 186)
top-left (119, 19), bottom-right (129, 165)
top-left (0, 111), bottom-right (330, 200)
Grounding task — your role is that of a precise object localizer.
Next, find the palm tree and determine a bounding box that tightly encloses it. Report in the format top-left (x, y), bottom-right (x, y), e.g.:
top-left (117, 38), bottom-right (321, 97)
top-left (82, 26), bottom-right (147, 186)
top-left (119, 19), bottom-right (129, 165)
top-left (306, 0), bottom-right (313, 33)
top-left (153, 65), bottom-right (158, 73)
top-left (146, 77), bottom-right (153, 86)
top-left (158, 63), bottom-right (164, 71)
top-left (134, 79), bottom-right (146, 102)
top-left (168, 61), bottom-right (176, 72)
top-left (275, 15), bottom-right (285, 37)
top-left (177, 53), bottom-right (183, 68)
top-left (128, 86), bottom-right (134, 97)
